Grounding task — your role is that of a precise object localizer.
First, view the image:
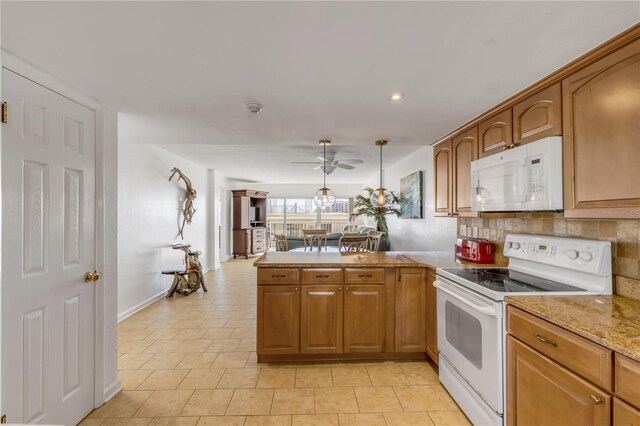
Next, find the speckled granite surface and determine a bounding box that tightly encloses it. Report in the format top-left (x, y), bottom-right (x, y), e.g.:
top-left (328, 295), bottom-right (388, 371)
top-left (506, 295), bottom-right (640, 362)
top-left (254, 251), bottom-right (494, 270)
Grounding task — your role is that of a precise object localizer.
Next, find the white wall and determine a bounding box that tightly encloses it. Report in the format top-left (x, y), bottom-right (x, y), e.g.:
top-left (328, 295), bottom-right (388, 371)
top-left (374, 145), bottom-right (457, 251)
top-left (117, 144), bottom-right (210, 319)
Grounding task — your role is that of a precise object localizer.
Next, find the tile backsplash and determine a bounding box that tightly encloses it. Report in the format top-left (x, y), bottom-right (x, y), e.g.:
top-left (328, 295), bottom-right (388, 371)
top-left (457, 213), bottom-right (640, 300)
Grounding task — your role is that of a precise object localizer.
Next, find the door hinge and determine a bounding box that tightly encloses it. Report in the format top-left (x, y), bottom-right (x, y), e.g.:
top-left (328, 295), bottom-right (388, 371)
top-left (1, 414), bottom-right (6, 423)
top-left (1, 102), bottom-right (7, 124)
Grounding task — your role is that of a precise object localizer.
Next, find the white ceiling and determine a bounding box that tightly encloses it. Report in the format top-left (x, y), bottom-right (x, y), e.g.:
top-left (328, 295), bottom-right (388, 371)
top-left (2, 1), bottom-right (638, 182)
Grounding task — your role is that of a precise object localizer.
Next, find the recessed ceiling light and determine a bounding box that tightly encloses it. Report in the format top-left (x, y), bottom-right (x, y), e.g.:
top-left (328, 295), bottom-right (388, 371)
top-left (388, 93), bottom-right (404, 102)
top-left (246, 103), bottom-right (263, 114)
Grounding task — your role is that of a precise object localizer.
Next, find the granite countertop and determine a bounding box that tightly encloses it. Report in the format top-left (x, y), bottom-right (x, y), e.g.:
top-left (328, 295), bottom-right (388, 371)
top-left (253, 251), bottom-right (495, 270)
top-left (506, 295), bottom-right (640, 362)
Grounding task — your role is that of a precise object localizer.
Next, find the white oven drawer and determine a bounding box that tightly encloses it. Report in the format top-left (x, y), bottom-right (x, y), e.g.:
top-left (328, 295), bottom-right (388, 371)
top-left (435, 277), bottom-right (504, 415)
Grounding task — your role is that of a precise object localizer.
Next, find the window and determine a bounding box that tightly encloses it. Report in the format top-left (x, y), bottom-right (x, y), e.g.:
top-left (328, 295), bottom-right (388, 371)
top-left (266, 197), bottom-right (353, 247)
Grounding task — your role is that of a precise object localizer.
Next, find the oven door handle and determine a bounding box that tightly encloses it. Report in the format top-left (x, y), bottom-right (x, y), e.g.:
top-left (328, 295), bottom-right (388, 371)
top-left (434, 280), bottom-right (498, 317)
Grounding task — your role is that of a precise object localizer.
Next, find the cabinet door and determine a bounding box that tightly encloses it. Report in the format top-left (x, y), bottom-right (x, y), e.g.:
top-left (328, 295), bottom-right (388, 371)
top-left (562, 38), bottom-right (640, 219)
top-left (257, 285), bottom-right (300, 355)
top-left (507, 336), bottom-right (612, 426)
top-left (425, 269), bottom-right (438, 365)
top-left (344, 285), bottom-right (385, 353)
top-left (513, 82), bottom-right (562, 145)
top-left (434, 140), bottom-right (453, 216)
top-left (300, 285), bottom-right (344, 354)
top-left (614, 398), bottom-right (640, 426)
top-left (478, 109), bottom-right (513, 158)
top-left (395, 268), bottom-right (427, 352)
top-left (242, 196), bottom-right (251, 228)
top-left (452, 127), bottom-right (478, 216)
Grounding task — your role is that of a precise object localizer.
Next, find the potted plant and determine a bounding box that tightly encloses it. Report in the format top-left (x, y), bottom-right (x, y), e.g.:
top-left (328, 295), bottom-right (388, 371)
top-left (350, 187), bottom-right (401, 250)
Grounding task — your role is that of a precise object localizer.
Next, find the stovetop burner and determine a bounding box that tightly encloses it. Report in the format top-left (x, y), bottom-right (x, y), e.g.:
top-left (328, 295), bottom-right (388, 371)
top-left (440, 267), bottom-right (587, 293)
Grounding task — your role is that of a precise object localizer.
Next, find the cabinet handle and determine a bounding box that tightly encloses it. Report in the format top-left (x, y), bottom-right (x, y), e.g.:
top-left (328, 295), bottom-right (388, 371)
top-left (272, 274), bottom-right (286, 278)
top-left (358, 274), bottom-right (372, 278)
top-left (294, 287), bottom-right (298, 291)
top-left (346, 286), bottom-right (350, 290)
top-left (316, 274), bottom-right (330, 278)
top-left (590, 395), bottom-right (603, 404)
top-left (535, 333), bottom-right (558, 347)
top-left (337, 287), bottom-right (342, 291)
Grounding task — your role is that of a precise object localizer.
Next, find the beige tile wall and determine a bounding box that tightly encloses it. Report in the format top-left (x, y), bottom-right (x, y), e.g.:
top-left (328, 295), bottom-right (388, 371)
top-left (457, 214), bottom-right (640, 300)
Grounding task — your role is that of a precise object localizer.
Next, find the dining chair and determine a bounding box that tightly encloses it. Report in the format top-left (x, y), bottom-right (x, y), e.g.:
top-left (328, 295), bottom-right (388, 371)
top-left (367, 231), bottom-right (383, 252)
top-left (274, 234), bottom-right (289, 251)
top-left (338, 235), bottom-right (370, 252)
top-left (302, 229), bottom-right (328, 251)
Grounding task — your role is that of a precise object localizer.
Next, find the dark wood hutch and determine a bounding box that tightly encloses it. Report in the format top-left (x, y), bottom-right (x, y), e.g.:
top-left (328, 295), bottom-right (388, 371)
top-left (232, 189), bottom-right (269, 258)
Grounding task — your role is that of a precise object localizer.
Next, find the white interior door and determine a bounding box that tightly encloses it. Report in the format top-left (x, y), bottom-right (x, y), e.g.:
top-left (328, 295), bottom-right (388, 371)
top-left (2, 69), bottom-right (96, 425)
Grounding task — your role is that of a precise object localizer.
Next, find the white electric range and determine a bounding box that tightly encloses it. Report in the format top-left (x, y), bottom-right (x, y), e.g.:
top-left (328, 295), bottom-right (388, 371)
top-left (435, 234), bottom-right (612, 426)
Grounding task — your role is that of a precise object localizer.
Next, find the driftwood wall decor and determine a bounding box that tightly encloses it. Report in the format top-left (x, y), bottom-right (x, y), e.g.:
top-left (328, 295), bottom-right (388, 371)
top-left (169, 167), bottom-right (197, 239)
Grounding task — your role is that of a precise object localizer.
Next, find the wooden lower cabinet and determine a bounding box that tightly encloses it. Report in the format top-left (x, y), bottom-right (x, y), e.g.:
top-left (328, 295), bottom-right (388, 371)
top-left (614, 398), bottom-right (640, 426)
top-left (300, 285), bottom-right (344, 354)
top-left (507, 335), bottom-right (612, 426)
top-left (425, 269), bottom-right (438, 365)
top-left (257, 285), bottom-right (300, 355)
top-left (344, 284), bottom-right (385, 353)
top-left (395, 268), bottom-right (427, 352)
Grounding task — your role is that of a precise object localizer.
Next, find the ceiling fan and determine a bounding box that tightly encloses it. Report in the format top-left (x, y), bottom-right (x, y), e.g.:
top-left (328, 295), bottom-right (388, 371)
top-left (292, 148), bottom-right (364, 175)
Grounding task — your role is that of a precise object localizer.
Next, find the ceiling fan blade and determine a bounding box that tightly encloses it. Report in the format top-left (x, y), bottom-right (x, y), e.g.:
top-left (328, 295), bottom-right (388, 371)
top-left (312, 165), bottom-right (324, 170)
top-left (336, 159), bottom-right (364, 164)
top-left (316, 156), bottom-right (329, 162)
top-left (291, 161), bottom-right (323, 164)
top-left (334, 163), bottom-right (355, 170)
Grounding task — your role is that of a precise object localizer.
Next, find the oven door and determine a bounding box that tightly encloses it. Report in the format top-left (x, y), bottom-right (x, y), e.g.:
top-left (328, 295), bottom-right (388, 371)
top-left (435, 277), bottom-right (503, 414)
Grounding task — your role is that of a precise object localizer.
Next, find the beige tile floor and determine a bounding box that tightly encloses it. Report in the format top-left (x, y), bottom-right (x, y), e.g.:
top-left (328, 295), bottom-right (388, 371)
top-left (81, 258), bottom-right (470, 426)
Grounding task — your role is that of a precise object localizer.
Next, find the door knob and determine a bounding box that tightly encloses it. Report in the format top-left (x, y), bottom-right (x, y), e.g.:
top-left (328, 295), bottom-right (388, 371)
top-left (84, 271), bottom-right (100, 283)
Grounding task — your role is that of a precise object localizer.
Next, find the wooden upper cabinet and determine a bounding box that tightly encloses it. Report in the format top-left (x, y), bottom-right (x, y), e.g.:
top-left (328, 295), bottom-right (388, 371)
top-left (300, 285), bottom-right (343, 354)
top-left (563, 38), bottom-right (640, 218)
top-left (257, 285), bottom-right (300, 355)
top-left (478, 109), bottom-right (513, 158)
top-left (507, 336), bottom-right (612, 426)
top-left (452, 127), bottom-right (479, 216)
top-left (395, 268), bottom-right (427, 352)
top-left (425, 269), bottom-right (438, 365)
top-left (344, 284), bottom-right (385, 353)
top-left (434, 140), bottom-right (452, 216)
top-left (513, 83), bottom-right (562, 145)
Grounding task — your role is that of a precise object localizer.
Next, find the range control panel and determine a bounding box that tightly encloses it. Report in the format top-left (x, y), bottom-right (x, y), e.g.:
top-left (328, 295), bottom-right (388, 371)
top-left (504, 234), bottom-right (611, 275)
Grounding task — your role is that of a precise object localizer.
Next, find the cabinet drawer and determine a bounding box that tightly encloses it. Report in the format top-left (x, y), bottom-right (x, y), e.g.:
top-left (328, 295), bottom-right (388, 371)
top-left (344, 268), bottom-right (385, 284)
top-left (615, 354), bottom-right (640, 408)
top-left (258, 268), bottom-right (300, 284)
top-left (614, 398), bottom-right (640, 426)
top-left (253, 229), bottom-right (266, 237)
top-left (507, 306), bottom-right (613, 391)
top-left (253, 245), bottom-right (265, 253)
top-left (301, 268), bottom-right (343, 284)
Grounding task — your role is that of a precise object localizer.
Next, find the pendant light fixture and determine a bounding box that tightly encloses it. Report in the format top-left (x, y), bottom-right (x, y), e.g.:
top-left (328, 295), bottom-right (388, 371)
top-left (313, 140), bottom-right (336, 208)
top-left (370, 139), bottom-right (392, 207)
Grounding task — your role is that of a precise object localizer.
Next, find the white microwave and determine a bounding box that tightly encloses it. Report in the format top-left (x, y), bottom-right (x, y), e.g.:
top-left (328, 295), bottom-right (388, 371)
top-left (471, 136), bottom-right (563, 212)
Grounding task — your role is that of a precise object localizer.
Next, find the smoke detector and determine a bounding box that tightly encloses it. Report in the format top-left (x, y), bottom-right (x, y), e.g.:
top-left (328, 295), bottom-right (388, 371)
top-left (245, 103), bottom-right (263, 114)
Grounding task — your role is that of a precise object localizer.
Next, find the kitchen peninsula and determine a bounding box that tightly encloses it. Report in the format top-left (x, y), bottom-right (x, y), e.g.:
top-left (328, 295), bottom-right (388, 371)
top-left (253, 251), bottom-right (482, 363)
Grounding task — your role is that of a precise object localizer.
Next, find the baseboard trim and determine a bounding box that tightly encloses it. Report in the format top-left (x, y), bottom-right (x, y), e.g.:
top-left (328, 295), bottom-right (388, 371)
top-left (202, 266), bottom-right (212, 273)
top-left (214, 263), bottom-right (222, 270)
top-left (103, 379), bottom-right (123, 403)
top-left (117, 290), bottom-right (166, 322)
